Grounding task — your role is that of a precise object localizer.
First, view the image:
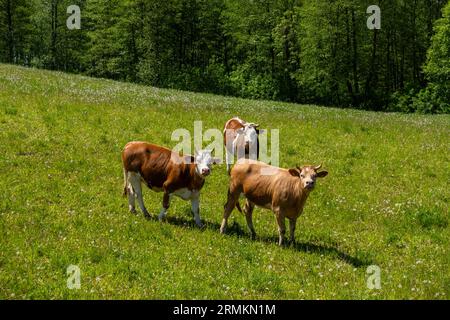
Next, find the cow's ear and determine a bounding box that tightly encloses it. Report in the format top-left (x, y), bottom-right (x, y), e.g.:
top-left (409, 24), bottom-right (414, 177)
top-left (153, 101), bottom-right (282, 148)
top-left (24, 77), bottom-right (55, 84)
top-left (288, 168), bottom-right (300, 177)
top-left (317, 170), bottom-right (328, 178)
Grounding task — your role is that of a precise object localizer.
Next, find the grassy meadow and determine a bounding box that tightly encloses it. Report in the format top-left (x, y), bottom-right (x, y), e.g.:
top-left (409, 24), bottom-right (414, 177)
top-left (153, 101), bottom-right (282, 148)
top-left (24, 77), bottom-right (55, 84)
top-left (0, 64), bottom-right (448, 299)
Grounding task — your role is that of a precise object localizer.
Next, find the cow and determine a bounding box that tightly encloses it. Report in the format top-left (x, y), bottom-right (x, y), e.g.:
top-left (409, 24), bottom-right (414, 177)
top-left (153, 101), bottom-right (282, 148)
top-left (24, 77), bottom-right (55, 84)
top-left (220, 159), bottom-right (328, 245)
top-left (121, 141), bottom-right (220, 227)
top-left (223, 117), bottom-right (261, 174)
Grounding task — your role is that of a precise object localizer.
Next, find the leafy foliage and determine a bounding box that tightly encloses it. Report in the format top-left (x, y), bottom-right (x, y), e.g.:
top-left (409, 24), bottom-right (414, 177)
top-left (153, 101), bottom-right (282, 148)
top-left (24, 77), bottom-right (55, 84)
top-left (0, 0), bottom-right (449, 112)
top-left (415, 2), bottom-right (450, 113)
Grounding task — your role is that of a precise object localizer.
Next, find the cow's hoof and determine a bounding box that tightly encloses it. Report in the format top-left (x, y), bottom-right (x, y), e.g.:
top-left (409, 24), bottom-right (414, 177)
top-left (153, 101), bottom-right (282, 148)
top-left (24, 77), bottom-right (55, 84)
top-left (250, 233), bottom-right (256, 240)
top-left (129, 208), bottom-right (137, 214)
top-left (143, 213), bottom-right (151, 220)
top-left (158, 215), bottom-right (167, 222)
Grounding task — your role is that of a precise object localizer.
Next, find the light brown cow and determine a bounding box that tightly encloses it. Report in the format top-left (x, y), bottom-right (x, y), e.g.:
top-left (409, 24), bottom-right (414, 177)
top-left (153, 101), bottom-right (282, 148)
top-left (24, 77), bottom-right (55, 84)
top-left (223, 117), bottom-right (261, 174)
top-left (122, 141), bottom-right (219, 227)
top-left (220, 159), bottom-right (328, 245)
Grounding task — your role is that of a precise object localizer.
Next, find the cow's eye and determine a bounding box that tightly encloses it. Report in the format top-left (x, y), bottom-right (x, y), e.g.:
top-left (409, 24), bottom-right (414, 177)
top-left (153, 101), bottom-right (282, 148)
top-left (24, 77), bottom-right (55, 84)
top-left (300, 174), bottom-right (305, 178)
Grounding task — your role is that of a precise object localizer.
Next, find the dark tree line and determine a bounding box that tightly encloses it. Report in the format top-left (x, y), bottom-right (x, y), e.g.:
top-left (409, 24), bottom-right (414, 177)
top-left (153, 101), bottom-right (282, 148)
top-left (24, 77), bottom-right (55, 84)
top-left (0, 0), bottom-right (449, 113)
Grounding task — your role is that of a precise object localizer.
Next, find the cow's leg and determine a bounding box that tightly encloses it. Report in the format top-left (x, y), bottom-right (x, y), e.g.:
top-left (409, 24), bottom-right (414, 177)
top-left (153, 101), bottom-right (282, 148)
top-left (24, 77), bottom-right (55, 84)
top-left (158, 191), bottom-right (171, 221)
top-left (244, 200), bottom-right (256, 239)
top-left (225, 129), bottom-right (235, 174)
top-left (128, 172), bottom-right (150, 219)
top-left (159, 181), bottom-right (175, 221)
top-left (127, 186), bottom-right (136, 214)
top-left (190, 194), bottom-right (203, 228)
top-left (274, 208), bottom-right (286, 246)
top-left (289, 217), bottom-right (297, 244)
top-left (225, 147), bottom-right (233, 174)
top-left (220, 187), bottom-right (239, 234)
top-left (125, 171), bottom-right (136, 214)
top-left (248, 138), bottom-right (258, 161)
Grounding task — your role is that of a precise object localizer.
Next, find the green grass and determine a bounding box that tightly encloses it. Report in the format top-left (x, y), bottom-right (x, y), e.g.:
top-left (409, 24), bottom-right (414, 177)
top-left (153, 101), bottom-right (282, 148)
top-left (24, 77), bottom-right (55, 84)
top-left (0, 64), bottom-right (449, 299)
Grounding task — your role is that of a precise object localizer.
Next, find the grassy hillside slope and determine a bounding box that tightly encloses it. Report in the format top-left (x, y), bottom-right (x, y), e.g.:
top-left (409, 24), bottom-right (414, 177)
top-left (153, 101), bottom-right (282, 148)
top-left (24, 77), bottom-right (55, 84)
top-left (0, 64), bottom-right (448, 299)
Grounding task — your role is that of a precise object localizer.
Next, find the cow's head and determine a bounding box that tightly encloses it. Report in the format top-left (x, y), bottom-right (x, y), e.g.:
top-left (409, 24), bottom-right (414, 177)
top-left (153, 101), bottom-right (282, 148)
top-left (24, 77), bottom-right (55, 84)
top-left (288, 164), bottom-right (328, 191)
top-left (235, 123), bottom-right (260, 158)
top-left (236, 122), bottom-right (259, 144)
top-left (194, 149), bottom-right (221, 177)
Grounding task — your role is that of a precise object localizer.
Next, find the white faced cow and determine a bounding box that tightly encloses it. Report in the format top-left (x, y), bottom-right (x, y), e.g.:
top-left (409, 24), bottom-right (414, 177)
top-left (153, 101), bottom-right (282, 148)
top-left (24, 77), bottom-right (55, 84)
top-left (223, 117), bottom-right (261, 174)
top-left (122, 141), bottom-right (219, 227)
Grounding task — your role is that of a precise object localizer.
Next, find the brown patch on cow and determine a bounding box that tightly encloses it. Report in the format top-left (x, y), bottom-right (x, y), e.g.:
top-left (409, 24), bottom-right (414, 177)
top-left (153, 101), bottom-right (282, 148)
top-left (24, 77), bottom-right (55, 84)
top-left (122, 142), bottom-right (205, 193)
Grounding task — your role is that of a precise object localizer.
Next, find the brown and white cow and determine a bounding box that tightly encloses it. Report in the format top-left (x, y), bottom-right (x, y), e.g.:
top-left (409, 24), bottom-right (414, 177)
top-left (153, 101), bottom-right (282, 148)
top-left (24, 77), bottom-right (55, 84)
top-left (223, 117), bottom-right (261, 174)
top-left (220, 159), bottom-right (328, 245)
top-left (121, 141), bottom-right (219, 227)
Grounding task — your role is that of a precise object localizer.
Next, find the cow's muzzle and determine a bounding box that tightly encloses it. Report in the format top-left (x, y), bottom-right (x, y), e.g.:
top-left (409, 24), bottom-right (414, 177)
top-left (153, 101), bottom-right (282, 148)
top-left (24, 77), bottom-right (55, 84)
top-left (304, 181), bottom-right (315, 190)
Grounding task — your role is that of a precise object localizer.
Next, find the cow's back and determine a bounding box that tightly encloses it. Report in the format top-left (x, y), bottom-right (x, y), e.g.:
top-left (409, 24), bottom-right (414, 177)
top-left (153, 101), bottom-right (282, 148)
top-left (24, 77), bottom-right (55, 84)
top-left (231, 161), bottom-right (279, 205)
top-left (223, 118), bottom-right (245, 146)
top-left (122, 142), bottom-right (173, 189)
top-left (231, 160), bottom-right (303, 212)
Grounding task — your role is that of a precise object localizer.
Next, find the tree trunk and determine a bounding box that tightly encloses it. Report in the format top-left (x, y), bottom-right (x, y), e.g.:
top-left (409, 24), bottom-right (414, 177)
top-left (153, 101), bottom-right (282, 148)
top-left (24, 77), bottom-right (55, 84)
top-left (351, 8), bottom-right (359, 100)
top-left (365, 29), bottom-right (378, 103)
top-left (412, 0), bottom-right (419, 85)
top-left (50, 0), bottom-right (59, 70)
top-left (6, 0), bottom-right (14, 63)
top-left (345, 8), bottom-right (355, 105)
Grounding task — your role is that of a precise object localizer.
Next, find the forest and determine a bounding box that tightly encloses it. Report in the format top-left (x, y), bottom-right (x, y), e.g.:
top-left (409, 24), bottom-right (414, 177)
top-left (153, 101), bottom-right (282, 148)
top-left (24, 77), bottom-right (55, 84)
top-left (0, 0), bottom-right (449, 113)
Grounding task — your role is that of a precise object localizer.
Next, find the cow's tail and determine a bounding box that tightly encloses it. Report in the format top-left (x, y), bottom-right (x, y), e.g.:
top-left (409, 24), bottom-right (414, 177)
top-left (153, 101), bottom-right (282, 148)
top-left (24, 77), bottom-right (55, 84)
top-left (122, 167), bottom-right (128, 197)
top-left (225, 186), bottom-right (242, 214)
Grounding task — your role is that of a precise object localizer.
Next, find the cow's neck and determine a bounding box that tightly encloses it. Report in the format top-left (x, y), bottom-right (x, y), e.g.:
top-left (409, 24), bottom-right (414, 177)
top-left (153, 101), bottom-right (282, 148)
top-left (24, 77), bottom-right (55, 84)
top-left (295, 180), bottom-right (310, 210)
top-left (187, 163), bottom-right (205, 189)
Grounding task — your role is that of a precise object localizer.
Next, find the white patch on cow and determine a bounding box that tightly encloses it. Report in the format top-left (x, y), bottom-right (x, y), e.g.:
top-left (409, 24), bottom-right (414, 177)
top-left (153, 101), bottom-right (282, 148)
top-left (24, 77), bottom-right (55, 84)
top-left (225, 118), bottom-right (259, 167)
top-left (173, 188), bottom-right (193, 200)
top-left (242, 125), bottom-right (258, 160)
top-left (190, 196), bottom-right (203, 227)
top-left (225, 150), bottom-right (231, 171)
top-left (158, 207), bottom-right (167, 221)
top-left (194, 149), bottom-right (215, 177)
top-left (127, 172), bottom-right (150, 216)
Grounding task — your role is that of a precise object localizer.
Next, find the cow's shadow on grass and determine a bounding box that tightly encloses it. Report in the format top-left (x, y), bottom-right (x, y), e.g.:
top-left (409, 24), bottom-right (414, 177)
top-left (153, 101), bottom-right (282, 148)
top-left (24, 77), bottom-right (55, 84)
top-left (161, 213), bottom-right (373, 268)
